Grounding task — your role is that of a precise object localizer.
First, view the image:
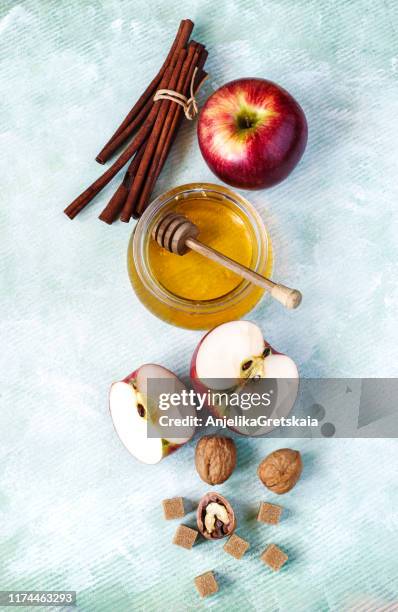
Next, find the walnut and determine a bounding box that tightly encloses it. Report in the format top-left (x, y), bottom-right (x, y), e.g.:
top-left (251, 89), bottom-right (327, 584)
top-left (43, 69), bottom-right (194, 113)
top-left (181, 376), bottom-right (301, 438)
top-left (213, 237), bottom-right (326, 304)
top-left (257, 448), bottom-right (302, 494)
top-left (197, 492), bottom-right (236, 539)
top-left (195, 436), bottom-right (237, 485)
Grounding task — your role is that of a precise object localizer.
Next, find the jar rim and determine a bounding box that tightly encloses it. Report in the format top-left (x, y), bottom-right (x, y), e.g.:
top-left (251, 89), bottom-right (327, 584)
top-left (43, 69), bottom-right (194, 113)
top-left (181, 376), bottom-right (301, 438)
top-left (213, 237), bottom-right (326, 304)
top-left (130, 182), bottom-right (270, 314)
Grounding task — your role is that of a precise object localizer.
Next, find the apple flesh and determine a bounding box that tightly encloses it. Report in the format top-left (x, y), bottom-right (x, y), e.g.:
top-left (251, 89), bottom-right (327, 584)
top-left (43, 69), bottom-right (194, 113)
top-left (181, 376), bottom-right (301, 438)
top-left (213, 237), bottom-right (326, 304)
top-left (190, 321), bottom-right (298, 436)
top-left (197, 78), bottom-right (307, 189)
top-left (109, 364), bottom-right (195, 464)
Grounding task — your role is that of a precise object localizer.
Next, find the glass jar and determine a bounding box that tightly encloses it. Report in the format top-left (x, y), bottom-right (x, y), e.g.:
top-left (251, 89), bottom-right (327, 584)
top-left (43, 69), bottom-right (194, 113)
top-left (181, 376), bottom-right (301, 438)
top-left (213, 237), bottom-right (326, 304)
top-left (128, 183), bottom-right (273, 330)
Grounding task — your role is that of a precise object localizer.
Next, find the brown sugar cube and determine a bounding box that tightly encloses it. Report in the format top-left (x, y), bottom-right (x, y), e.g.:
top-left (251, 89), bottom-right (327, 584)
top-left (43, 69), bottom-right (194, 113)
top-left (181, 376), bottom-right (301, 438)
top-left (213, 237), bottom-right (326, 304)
top-left (162, 497), bottom-right (185, 520)
top-left (194, 571), bottom-right (219, 598)
top-left (261, 544), bottom-right (288, 571)
top-left (173, 524), bottom-right (198, 549)
top-left (223, 533), bottom-right (250, 559)
top-left (257, 502), bottom-right (283, 525)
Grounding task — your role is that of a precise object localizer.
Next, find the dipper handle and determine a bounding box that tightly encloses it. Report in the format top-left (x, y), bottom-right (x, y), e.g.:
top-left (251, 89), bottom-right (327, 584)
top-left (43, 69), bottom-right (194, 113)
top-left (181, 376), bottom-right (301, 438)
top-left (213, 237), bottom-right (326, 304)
top-left (152, 212), bottom-right (302, 310)
top-left (186, 238), bottom-right (302, 309)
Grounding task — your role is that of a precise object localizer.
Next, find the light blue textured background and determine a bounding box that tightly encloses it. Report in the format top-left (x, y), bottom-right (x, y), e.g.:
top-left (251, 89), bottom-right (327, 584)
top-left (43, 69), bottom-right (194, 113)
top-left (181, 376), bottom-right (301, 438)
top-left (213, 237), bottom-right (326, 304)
top-left (1, 0), bottom-right (398, 610)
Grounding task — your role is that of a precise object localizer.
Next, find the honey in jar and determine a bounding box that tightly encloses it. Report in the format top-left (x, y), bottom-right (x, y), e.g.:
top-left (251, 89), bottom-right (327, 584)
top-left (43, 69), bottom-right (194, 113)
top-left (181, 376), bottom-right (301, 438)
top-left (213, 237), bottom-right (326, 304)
top-left (128, 183), bottom-right (273, 329)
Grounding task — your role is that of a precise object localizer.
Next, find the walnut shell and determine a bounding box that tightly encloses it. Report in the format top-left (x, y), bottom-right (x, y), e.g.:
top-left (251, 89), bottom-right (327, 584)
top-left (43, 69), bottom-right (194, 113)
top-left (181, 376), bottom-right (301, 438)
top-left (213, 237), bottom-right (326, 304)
top-left (197, 492), bottom-right (236, 539)
top-left (257, 448), bottom-right (303, 494)
top-left (195, 436), bottom-right (237, 485)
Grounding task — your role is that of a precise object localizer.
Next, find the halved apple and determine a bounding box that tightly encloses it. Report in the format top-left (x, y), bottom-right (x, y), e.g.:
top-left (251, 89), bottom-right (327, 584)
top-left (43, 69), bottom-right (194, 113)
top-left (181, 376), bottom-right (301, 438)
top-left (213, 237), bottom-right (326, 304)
top-left (110, 364), bottom-right (195, 464)
top-left (191, 321), bottom-right (299, 436)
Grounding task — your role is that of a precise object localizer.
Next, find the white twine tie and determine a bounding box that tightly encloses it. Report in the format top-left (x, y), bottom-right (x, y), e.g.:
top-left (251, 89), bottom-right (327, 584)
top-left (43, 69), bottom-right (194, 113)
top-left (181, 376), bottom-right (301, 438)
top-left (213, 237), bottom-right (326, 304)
top-left (153, 67), bottom-right (205, 120)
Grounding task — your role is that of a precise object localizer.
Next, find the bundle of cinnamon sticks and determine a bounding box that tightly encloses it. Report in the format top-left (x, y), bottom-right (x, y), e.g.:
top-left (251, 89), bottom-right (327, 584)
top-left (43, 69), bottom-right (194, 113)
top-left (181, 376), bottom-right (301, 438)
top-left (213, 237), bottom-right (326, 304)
top-left (64, 19), bottom-right (207, 223)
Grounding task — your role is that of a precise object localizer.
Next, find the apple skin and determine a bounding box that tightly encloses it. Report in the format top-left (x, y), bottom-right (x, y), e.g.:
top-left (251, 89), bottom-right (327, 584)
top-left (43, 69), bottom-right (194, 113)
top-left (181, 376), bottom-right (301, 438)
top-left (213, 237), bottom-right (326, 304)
top-left (197, 78), bottom-right (308, 189)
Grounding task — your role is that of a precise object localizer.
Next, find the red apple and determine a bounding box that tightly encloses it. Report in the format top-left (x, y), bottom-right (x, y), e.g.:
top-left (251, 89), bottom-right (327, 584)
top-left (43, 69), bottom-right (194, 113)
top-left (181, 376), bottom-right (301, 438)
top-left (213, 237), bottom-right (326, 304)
top-left (109, 364), bottom-right (195, 464)
top-left (197, 78), bottom-right (307, 189)
top-left (190, 321), bottom-right (299, 436)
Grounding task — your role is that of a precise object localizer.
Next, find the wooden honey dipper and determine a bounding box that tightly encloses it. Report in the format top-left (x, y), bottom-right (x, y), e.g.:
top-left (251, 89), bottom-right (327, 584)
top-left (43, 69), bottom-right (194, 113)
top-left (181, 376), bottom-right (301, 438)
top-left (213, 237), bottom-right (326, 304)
top-left (152, 212), bottom-right (302, 309)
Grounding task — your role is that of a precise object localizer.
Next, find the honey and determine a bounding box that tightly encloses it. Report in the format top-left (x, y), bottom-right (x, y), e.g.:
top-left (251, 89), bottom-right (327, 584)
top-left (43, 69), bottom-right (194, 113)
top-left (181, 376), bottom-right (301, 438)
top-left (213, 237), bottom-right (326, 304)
top-left (128, 183), bottom-right (273, 329)
top-left (148, 198), bottom-right (254, 301)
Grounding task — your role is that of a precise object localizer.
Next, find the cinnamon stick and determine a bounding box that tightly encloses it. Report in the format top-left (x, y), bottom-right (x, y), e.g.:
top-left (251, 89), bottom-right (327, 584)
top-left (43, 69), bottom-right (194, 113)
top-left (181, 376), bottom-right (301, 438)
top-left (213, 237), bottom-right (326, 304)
top-left (106, 55), bottom-right (207, 223)
top-left (119, 46), bottom-right (190, 223)
top-left (64, 21), bottom-right (209, 223)
top-left (154, 68), bottom-right (208, 179)
top-left (64, 119), bottom-right (150, 220)
top-left (64, 62), bottom-right (176, 220)
top-left (133, 45), bottom-right (204, 218)
top-left (95, 96), bottom-right (152, 165)
top-left (95, 19), bottom-right (193, 164)
top-left (98, 143), bottom-right (146, 224)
